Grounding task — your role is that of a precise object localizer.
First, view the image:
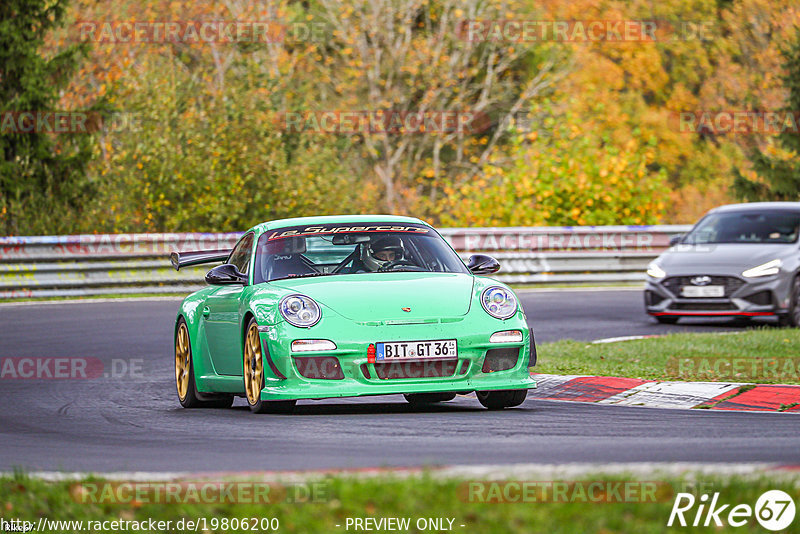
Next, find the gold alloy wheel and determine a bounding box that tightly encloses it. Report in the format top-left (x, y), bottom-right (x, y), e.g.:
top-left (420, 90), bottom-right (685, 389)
top-left (244, 323), bottom-right (264, 405)
top-left (175, 323), bottom-right (191, 400)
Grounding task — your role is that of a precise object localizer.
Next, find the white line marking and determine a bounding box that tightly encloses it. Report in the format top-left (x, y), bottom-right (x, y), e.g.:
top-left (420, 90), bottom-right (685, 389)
top-left (592, 335), bottom-right (662, 344)
top-left (591, 331), bottom-right (747, 344)
top-left (599, 381), bottom-right (748, 409)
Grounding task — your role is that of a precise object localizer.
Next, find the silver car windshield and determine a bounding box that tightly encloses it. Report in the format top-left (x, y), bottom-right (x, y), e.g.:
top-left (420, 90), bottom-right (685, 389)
top-left (683, 211), bottom-right (800, 244)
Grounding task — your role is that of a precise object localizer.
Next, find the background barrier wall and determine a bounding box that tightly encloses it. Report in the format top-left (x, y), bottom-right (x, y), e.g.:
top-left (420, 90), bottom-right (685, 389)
top-left (0, 225), bottom-right (692, 299)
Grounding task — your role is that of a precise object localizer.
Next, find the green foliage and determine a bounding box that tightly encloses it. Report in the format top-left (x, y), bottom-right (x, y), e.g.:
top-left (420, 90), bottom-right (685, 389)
top-left (88, 54), bottom-right (364, 233)
top-left (3, 473), bottom-right (799, 534)
top-left (433, 101), bottom-right (669, 227)
top-left (734, 30), bottom-right (800, 201)
top-left (0, 0), bottom-right (96, 234)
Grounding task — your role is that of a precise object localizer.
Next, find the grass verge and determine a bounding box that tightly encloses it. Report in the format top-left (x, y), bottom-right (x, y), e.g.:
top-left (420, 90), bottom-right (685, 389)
top-left (534, 328), bottom-right (800, 384)
top-left (1, 472), bottom-right (798, 533)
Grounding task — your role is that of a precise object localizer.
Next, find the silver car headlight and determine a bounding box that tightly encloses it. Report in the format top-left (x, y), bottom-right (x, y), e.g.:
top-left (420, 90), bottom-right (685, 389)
top-left (742, 259), bottom-right (782, 278)
top-left (646, 262), bottom-right (666, 279)
top-left (279, 294), bottom-right (321, 327)
top-left (481, 286), bottom-right (518, 319)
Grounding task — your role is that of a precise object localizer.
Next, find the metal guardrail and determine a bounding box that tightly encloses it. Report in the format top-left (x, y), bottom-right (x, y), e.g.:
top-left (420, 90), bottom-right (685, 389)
top-left (0, 225), bottom-right (691, 299)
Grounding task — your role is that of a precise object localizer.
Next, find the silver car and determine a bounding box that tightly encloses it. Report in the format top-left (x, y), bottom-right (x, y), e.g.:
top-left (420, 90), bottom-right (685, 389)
top-left (645, 202), bottom-right (800, 326)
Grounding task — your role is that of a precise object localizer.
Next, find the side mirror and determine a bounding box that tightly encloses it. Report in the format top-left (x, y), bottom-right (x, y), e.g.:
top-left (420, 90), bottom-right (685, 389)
top-left (669, 234), bottom-right (684, 246)
top-left (466, 254), bottom-right (501, 275)
top-left (205, 264), bottom-right (247, 285)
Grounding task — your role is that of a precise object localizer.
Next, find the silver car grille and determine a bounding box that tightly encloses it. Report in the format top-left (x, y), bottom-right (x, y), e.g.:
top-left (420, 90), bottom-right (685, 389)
top-left (661, 276), bottom-right (746, 298)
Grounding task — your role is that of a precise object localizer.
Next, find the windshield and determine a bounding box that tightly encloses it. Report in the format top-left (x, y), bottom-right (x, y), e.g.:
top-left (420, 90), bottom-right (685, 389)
top-left (253, 223), bottom-right (469, 283)
top-left (683, 210), bottom-right (800, 245)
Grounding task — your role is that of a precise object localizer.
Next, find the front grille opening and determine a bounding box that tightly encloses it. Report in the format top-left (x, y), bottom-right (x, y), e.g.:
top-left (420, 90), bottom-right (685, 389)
top-left (645, 291), bottom-right (665, 306)
top-left (668, 302), bottom-right (738, 311)
top-left (662, 276), bottom-right (745, 297)
top-left (457, 360), bottom-right (469, 375)
top-left (374, 360), bottom-right (457, 380)
top-left (294, 356), bottom-right (344, 380)
top-left (360, 363), bottom-right (371, 379)
top-left (482, 348), bottom-right (520, 373)
top-left (744, 291), bottom-right (773, 306)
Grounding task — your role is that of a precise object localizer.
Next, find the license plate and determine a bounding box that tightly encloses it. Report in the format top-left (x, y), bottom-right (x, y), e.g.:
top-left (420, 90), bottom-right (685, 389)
top-left (376, 339), bottom-right (457, 361)
top-left (681, 285), bottom-right (724, 297)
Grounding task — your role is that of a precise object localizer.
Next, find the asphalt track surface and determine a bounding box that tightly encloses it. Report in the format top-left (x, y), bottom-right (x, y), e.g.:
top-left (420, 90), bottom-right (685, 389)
top-left (1, 290), bottom-right (797, 472)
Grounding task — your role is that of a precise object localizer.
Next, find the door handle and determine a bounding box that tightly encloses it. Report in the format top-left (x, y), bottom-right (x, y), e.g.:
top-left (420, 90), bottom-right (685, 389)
top-left (202, 306), bottom-right (210, 318)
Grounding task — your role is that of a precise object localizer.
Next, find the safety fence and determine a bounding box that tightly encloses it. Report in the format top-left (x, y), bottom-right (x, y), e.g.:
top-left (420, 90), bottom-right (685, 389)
top-left (0, 225), bottom-right (691, 299)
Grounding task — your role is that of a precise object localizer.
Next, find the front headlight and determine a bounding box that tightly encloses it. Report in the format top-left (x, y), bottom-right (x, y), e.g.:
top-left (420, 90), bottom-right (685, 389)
top-left (646, 263), bottom-right (666, 279)
top-left (481, 286), bottom-right (518, 319)
top-left (490, 330), bottom-right (523, 343)
top-left (742, 259), bottom-right (782, 278)
top-left (291, 339), bottom-right (336, 352)
top-left (279, 294), bottom-right (321, 327)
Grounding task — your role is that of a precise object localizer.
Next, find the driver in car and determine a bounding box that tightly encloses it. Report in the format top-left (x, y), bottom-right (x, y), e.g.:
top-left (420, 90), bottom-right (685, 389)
top-left (361, 235), bottom-right (405, 271)
top-left (337, 235), bottom-right (417, 274)
top-left (340, 235), bottom-right (405, 273)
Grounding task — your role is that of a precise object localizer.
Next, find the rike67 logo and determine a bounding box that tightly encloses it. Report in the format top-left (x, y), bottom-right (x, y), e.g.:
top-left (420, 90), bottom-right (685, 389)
top-left (668, 490), bottom-right (796, 531)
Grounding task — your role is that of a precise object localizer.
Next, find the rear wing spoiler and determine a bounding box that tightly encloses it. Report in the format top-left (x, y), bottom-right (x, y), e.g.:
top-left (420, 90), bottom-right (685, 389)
top-left (170, 249), bottom-right (231, 271)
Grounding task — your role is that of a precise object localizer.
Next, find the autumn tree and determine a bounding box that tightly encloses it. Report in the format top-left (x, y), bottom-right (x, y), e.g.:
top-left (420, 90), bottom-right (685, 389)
top-left (733, 31), bottom-right (800, 201)
top-left (434, 100), bottom-right (669, 227)
top-left (0, 0), bottom-right (95, 234)
top-left (311, 0), bottom-right (569, 213)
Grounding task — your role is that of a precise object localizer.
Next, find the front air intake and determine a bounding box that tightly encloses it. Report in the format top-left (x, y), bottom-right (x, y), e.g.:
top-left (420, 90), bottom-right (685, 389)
top-left (294, 356), bottom-right (344, 380)
top-left (482, 348), bottom-right (519, 373)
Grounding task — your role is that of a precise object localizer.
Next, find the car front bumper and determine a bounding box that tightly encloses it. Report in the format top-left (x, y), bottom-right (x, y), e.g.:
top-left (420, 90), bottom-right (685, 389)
top-left (257, 311), bottom-right (536, 401)
top-left (644, 272), bottom-right (792, 318)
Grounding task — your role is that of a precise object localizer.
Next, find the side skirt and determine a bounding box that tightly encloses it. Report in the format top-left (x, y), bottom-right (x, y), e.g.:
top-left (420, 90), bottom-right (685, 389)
top-left (197, 374), bottom-right (246, 394)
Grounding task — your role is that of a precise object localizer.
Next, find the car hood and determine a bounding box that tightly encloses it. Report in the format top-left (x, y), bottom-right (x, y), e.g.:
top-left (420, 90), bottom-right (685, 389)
top-left (268, 272), bottom-right (475, 322)
top-left (657, 243), bottom-right (796, 274)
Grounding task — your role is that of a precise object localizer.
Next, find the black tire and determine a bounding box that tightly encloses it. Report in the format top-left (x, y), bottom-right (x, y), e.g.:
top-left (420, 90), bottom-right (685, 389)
top-left (404, 392), bottom-right (457, 407)
top-left (656, 316), bottom-right (679, 324)
top-left (244, 317), bottom-right (297, 414)
top-left (778, 276), bottom-right (800, 327)
top-left (175, 318), bottom-right (234, 409)
top-left (476, 389), bottom-right (528, 410)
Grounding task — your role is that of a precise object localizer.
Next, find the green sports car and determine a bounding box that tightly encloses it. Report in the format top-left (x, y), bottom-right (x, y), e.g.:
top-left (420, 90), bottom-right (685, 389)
top-left (171, 215), bottom-right (536, 413)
